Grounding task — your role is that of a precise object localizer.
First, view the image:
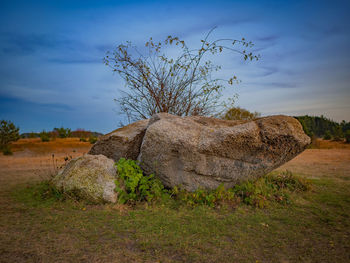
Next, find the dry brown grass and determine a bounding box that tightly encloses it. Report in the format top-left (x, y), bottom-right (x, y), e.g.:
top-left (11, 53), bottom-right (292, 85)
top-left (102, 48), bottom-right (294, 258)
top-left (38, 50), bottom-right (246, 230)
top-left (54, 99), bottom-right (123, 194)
top-left (310, 138), bottom-right (350, 149)
top-left (0, 138), bottom-right (91, 188)
top-left (10, 138), bottom-right (92, 154)
top-left (275, 138), bottom-right (350, 181)
top-left (278, 148), bottom-right (350, 179)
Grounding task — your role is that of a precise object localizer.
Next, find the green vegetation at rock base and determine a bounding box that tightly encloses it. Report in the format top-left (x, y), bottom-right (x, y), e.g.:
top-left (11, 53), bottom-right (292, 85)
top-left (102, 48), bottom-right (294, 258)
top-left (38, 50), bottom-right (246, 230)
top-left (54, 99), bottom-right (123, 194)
top-left (24, 158), bottom-right (311, 210)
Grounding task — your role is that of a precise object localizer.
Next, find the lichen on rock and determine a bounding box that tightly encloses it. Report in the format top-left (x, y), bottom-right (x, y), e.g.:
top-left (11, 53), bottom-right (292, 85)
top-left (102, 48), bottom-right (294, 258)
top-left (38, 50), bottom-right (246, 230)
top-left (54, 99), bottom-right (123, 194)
top-left (53, 154), bottom-right (118, 203)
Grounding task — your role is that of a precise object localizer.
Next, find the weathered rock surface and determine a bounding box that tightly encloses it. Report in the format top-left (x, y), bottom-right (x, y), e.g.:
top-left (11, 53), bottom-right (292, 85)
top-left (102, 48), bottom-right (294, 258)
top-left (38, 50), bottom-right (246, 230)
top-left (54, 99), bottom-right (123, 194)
top-left (53, 154), bottom-right (118, 203)
top-left (83, 113), bottom-right (310, 192)
top-left (138, 113), bottom-right (310, 191)
top-left (89, 119), bottom-right (148, 161)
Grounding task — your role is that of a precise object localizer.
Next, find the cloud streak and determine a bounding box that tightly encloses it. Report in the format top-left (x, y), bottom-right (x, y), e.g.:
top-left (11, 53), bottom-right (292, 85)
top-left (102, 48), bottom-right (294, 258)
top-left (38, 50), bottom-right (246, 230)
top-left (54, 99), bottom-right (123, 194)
top-left (0, 32), bottom-right (76, 55)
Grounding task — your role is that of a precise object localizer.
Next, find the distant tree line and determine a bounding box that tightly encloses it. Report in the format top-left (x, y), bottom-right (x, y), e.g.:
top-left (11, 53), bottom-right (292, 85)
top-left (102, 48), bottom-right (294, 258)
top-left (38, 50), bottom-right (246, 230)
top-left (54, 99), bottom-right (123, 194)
top-left (1, 121), bottom-right (104, 155)
top-left (295, 115), bottom-right (350, 142)
top-left (19, 128), bottom-right (102, 144)
top-left (20, 128), bottom-right (102, 140)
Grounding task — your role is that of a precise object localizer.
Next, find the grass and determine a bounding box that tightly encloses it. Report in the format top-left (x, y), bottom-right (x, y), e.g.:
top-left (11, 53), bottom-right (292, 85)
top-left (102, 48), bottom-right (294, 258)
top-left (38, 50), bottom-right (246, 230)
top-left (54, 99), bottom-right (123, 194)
top-left (0, 140), bottom-right (349, 262)
top-left (1, 171), bottom-right (349, 262)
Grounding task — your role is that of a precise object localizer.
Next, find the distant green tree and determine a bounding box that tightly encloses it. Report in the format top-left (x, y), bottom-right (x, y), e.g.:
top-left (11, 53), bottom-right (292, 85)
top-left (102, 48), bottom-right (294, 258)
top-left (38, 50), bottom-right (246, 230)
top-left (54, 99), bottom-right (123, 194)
top-left (341, 120), bottom-right (350, 133)
top-left (332, 126), bottom-right (344, 141)
top-left (297, 118), bottom-right (311, 137)
top-left (345, 130), bottom-right (350, 144)
top-left (54, 127), bottom-right (72, 138)
top-left (0, 120), bottom-right (20, 154)
top-left (221, 106), bottom-right (261, 121)
top-left (39, 130), bottom-right (50, 142)
top-left (323, 130), bottom-right (332, 140)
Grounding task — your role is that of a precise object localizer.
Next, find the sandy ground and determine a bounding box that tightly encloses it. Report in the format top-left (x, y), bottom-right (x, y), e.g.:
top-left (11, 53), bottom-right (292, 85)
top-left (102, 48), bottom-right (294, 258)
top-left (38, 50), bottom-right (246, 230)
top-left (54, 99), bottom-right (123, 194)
top-left (278, 149), bottom-right (350, 179)
top-left (1, 138), bottom-right (350, 189)
top-left (0, 138), bottom-right (91, 189)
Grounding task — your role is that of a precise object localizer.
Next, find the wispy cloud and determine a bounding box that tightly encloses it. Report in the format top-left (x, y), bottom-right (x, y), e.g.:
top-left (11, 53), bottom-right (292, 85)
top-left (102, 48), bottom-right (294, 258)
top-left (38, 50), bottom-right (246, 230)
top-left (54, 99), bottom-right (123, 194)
top-left (257, 66), bottom-right (280, 77)
top-left (47, 57), bottom-right (102, 64)
top-left (0, 95), bottom-right (74, 112)
top-left (244, 81), bottom-right (298, 89)
top-left (0, 32), bottom-right (75, 55)
top-left (255, 35), bottom-right (279, 42)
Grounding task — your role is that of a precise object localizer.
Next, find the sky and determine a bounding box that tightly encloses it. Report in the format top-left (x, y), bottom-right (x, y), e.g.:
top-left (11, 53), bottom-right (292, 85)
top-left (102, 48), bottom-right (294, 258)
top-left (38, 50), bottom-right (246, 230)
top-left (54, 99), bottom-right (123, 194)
top-left (0, 0), bottom-right (349, 133)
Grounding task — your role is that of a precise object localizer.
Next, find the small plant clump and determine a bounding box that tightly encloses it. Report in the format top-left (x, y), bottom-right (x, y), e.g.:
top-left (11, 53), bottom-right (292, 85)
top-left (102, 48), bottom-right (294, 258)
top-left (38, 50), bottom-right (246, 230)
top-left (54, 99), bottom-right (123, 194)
top-left (115, 158), bottom-right (166, 204)
top-left (332, 126), bottom-right (344, 141)
top-left (171, 170), bottom-right (310, 208)
top-left (89, 136), bottom-right (98, 144)
top-left (345, 130), bottom-right (350, 144)
top-left (323, 130), bottom-right (332, 140)
top-left (232, 170), bottom-right (311, 208)
top-left (1, 145), bottom-right (13, 155)
top-left (36, 181), bottom-right (64, 201)
top-left (39, 131), bottom-right (50, 142)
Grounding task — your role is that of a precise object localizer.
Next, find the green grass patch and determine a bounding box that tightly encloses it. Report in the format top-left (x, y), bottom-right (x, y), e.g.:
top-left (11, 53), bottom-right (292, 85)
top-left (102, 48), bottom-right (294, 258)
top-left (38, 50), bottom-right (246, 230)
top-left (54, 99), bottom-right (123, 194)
top-left (7, 162), bottom-right (349, 262)
top-left (12, 181), bottom-right (63, 207)
top-left (12, 167), bottom-right (311, 212)
top-left (3, 169), bottom-right (350, 262)
top-left (12, 181), bottom-right (96, 209)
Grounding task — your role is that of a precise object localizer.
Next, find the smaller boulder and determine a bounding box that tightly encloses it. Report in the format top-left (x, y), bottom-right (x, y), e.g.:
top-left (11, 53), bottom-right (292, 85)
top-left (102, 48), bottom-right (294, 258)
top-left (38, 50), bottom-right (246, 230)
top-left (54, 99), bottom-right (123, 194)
top-left (89, 119), bottom-right (149, 161)
top-left (53, 154), bottom-right (118, 203)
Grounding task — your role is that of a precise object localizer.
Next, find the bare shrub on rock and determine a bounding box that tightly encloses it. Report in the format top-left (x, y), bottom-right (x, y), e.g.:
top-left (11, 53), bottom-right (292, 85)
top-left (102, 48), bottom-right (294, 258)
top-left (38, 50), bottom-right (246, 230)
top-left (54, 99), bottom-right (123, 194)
top-left (104, 28), bottom-right (259, 122)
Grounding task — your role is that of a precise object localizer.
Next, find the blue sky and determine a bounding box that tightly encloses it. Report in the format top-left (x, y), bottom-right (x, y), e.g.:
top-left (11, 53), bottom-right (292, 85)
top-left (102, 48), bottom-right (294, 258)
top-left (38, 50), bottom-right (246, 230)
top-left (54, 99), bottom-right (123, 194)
top-left (0, 0), bottom-right (349, 133)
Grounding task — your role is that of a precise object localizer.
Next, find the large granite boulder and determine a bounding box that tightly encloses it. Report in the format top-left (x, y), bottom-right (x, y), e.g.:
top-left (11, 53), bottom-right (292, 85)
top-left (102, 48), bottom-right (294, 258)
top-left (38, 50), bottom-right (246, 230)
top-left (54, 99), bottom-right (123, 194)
top-left (89, 119), bottom-right (148, 161)
top-left (138, 113), bottom-right (310, 191)
top-left (53, 154), bottom-right (118, 203)
top-left (88, 113), bottom-right (310, 191)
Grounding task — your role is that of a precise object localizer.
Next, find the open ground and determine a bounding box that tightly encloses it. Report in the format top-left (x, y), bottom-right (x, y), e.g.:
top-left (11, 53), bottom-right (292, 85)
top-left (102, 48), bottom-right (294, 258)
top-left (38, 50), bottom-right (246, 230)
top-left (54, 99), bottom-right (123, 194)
top-left (0, 138), bottom-right (349, 262)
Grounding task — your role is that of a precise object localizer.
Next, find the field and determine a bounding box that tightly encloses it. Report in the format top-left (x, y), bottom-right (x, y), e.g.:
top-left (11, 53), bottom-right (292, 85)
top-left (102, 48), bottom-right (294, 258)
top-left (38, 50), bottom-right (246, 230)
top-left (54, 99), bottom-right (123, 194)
top-left (0, 139), bottom-right (349, 262)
